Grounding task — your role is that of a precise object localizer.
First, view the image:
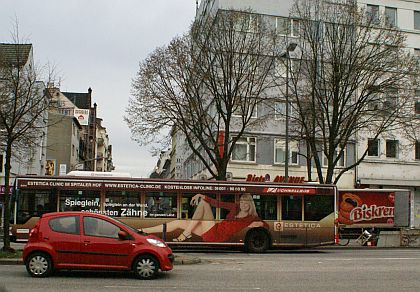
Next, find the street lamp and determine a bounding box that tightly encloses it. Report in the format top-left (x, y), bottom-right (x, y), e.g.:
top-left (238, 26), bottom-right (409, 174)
top-left (281, 42), bottom-right (297, 183)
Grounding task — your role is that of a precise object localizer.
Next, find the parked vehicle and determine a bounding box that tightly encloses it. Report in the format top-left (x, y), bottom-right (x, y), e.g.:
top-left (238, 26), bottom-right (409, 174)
top-left (23, 212), bottom-right (174, 279)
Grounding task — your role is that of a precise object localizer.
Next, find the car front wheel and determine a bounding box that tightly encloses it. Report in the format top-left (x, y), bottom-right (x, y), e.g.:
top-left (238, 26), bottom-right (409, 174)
top-left (25, 252), bottom-right (53, 277)
top-left (133, 255), bottom-right (159, 280)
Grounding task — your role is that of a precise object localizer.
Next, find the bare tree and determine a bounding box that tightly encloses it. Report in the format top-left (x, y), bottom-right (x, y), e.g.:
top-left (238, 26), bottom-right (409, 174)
top-left (126, 10), bottom-right (281, 180)
top-left (284, 0), bottom-right (419, 184)
top-left (0, 26), bottom-right (53, 252)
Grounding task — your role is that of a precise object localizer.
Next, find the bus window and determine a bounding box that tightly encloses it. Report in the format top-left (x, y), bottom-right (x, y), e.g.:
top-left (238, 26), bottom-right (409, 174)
top-left (253, 194), bottom-right (277, 220)
top-left (181, 193), bottom-right (216, 219)
top-left (59, 190), bottom-right (100, 212)
top-left (282, 195), bottom-right (302, 221)
top-left (304, 195), bottom-right (334, 221)
top-left (105, 191), bottom-right (141, 217)
top-left (145, 192), bottom-right (177, 218)
top-left (16, 190), bottom-right (57, 224)
top-left (220, 194), bottom-right (235, 219)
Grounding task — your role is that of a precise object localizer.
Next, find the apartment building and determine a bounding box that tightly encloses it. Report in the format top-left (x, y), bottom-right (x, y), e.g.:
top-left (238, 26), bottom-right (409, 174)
top-left (0, 44), bottom-right (47, 180)
top-left (95, 118), bottom-right (114, 172)
top-left (46, 86), bottom-right (114, 173)
top-left (163, 0), bottom-right (420, 224)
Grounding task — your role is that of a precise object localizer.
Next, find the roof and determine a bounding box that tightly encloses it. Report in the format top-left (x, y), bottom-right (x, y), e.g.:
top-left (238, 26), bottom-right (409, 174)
top-left (0, 43), bottom-right (32, 67)
top-left (62, 91), bottom-right (91, 109)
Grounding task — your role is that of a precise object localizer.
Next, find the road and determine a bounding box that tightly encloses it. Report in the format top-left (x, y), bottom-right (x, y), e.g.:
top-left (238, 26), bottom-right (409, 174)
top-left (1, 249), bottom-right (420, 291)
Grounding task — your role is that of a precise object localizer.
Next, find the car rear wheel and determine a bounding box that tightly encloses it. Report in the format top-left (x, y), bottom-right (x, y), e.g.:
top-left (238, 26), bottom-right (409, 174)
top-left (245, 230), bottom-right (270, 253)
top-left (133, 255), bottom-right (159, 280)
top-left (25, 252), bottom-right (53, 277)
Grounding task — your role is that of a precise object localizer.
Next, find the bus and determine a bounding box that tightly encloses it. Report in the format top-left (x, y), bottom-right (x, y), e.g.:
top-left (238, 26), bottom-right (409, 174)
top-left (10, 174), bottom-right (337, 252)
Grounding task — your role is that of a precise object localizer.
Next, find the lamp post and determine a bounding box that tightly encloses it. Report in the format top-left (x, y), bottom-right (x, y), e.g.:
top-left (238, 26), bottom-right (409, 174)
top-left (281, 43), bottom-right (297, 183)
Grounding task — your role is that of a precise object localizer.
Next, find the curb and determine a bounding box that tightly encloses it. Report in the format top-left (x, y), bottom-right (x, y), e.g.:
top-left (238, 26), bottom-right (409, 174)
top-left (0, 259), bottom-right (22, 265)
top-left (0, 256), bottom-right (201, 266)
top-left (174, 255), bottom-right (201, 265)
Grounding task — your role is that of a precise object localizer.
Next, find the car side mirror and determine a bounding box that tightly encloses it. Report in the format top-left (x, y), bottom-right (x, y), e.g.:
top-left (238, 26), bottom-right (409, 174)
top-left (118, 230), bottom-right (129, 240)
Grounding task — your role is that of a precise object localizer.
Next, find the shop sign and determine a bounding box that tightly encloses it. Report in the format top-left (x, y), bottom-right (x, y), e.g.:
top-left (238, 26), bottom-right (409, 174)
top-left (0, 185), bottom-right (13, 195)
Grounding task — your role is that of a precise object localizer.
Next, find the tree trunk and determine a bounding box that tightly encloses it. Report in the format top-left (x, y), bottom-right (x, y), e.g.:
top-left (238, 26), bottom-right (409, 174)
top-left (2, 142), bottom-right (14, 252)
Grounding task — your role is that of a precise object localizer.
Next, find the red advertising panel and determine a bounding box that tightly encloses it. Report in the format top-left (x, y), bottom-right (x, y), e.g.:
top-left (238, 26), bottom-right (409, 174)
top-left (338, 190), bottom-right (395, 226)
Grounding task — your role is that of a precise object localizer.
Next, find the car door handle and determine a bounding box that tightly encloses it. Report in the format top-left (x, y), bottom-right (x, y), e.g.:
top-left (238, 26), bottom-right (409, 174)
top-left (43, 237), bottom-right (49, 240)
top-left (83, 240), bottom-right (90, 245)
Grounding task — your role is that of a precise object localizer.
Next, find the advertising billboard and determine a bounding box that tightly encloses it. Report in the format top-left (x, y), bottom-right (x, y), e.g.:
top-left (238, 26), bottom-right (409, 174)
top-left (74, 109), bottom-right (90, 126)
top-left (338, 189), bottom-right (410, 227)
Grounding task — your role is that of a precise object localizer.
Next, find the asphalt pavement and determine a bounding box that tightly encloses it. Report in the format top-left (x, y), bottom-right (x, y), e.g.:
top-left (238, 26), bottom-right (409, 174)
top-left (0, 239), bottom-right (390, 266)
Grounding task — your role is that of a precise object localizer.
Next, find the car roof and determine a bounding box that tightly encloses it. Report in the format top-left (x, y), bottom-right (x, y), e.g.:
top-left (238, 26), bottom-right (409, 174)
top-left (41, 211), bottom-right (110, 220)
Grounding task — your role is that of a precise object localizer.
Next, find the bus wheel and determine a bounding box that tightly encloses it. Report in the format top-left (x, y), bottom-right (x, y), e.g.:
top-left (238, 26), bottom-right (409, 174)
top-left (25, 252), bottom-right (53, 277)
top-left (245, 230), bottom-right (269, 253)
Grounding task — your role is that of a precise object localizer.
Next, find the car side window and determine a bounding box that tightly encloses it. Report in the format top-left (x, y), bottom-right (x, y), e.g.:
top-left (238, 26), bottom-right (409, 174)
top-left (83, 217), bottom-right (120, 239)
top-left (49, 216), bottom-right (80, 235)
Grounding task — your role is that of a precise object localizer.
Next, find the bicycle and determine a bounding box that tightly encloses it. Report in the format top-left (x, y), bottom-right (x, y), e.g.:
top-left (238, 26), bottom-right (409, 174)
top-left (337, 227), bottom-right (350, 246)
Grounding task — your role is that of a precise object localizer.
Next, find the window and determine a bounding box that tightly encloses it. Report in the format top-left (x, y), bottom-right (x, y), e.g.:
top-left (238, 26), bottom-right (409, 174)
top-left (415, 11), bottom-right (420, 30)
top-left (248, 14), bottom-right (260, 32)
top-left (277, 17), bottom-right (289, 35)
top-left (304, 195), bottom-right (334, 221)
top-left (84, 217), bottom-right (120, 238)
top-left (368, 94), bottom-right (381, 111)
top-left (145, 192), bottom-right (177, 218)
top-left (17, 190), bottom-right (58, 224)
top-left (105, 191), bottom-right (141, 217)
top-left (385, 7), bottom-right (397, 27)
top-left (291, 19), bottom-right (300, 37)
top-left (49, 216), bottom-right (79, 235)
top-left (253, 194), bottom-right (277, 220)
top-left (382, 89), bottom-right (398, 115)
top-left (368, 139), bottom-right (379, 157)
top-left (274, 139), bottom-right (299, 165)
top-left (232, 99), bottom-right (258, 119)
top-left (264, 15), bottom-right (276, 31)
top-left (416, 140), bottom-right (420, 160)
top-left (323, 148), bottom-right (345, 167)
top-left (0, 154), bottom-right (3, 173)
top-left (274, 101), bottom-right (294, 119)
top-left (367, 4), bottom-right (380, 24)
top-left (274, 58), bottom-right (287, 78)
top-left (282, 195), bottom-right (302, 220)
top-left (415, 90), bottom-right (420, 115)
top-left (232, 137), bottom-right (256, 162)
top-left (181, 193), bottom-right (216, 219)
top-left (386, 140), bottom-right (398, 158)
top-left (59, 190), bottom-right (101, 212)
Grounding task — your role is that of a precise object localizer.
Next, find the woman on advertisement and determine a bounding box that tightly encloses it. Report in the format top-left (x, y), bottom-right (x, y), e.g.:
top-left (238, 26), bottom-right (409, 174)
top-left (143, 193), bottom-right (268, 242)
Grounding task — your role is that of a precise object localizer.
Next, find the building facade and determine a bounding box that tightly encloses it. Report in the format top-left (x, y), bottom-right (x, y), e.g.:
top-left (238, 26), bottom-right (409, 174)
top-left (46, 86), bottom-right (114, 174)
top-left (163, 0), bottom-right (420, 225)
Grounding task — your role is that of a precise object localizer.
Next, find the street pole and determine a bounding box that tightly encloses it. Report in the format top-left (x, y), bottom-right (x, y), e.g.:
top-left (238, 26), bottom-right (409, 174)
top-left (283, 42), bottom-right (297, 183)
top-left (285, 51), bottom-right (289, 183)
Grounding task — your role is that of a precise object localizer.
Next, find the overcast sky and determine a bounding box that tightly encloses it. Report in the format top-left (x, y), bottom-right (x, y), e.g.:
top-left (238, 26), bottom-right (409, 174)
top-left (0, 0), bottom-right (197, 177)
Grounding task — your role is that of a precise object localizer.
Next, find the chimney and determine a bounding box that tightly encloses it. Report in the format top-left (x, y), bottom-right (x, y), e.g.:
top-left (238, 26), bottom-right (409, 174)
top-left (88, 87), bottom-right (92, 108)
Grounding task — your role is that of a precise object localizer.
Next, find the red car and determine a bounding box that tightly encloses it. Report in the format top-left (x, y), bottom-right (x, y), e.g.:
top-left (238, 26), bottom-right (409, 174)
top-left (23, 212), bottom-right (174, 279)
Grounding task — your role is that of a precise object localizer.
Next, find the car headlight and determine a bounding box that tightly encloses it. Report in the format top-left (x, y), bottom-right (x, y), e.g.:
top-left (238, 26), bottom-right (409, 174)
top-left (147, 238), bottom-right (167, 248)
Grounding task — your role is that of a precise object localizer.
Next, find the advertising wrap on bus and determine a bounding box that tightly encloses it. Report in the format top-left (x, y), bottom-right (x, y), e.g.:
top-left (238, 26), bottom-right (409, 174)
top-left (10, 175), bottom-right (338, 251)
top-left (337, 189), bottom-right (411, 228)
